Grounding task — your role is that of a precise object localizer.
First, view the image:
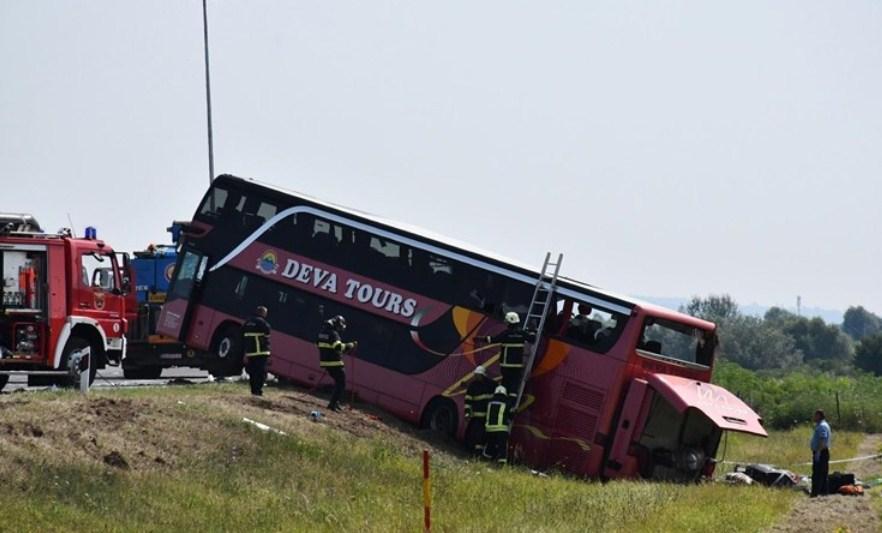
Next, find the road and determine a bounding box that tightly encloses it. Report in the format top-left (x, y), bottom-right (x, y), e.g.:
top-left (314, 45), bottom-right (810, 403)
top-left (3, 365), bottom-right (213, 392)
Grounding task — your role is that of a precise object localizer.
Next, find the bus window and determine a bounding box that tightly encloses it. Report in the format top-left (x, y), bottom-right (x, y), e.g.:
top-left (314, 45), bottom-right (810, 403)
top-left (198, 187), bottom-right (229, 218)
top-left (370, 237), bottom-right (400, 259)
top-left (553, 298), bottom-right (626, 353)
top-left (256, 202), bottom-right (277, 222)
top-left (639, 318), bottom-right (715, 367)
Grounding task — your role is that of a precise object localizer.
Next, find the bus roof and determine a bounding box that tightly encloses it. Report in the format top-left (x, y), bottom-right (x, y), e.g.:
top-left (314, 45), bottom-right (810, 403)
top-left (213, 174), bottom-right (708, 326)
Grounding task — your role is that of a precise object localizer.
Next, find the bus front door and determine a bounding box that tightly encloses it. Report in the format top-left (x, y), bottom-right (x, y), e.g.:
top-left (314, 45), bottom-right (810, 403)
top-left (157, 249), bottom-right (208, 341)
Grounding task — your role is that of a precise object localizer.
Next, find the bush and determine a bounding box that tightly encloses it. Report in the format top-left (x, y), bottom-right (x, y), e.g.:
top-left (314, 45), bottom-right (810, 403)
top-left (713, 360), bottom-right (882, 432)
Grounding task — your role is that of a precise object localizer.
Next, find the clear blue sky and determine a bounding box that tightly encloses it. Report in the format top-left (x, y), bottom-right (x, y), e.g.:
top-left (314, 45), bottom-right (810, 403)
top-left (2, 1), bottom-right (880, 315)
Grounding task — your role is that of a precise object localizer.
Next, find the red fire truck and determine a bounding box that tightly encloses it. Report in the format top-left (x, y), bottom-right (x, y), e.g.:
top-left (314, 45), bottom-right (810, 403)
top-left (0, 214), bottom-right (130, 390)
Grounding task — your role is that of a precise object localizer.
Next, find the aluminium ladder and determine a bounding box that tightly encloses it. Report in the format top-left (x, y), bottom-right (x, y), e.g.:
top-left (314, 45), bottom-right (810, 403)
top-left (510, 252), bottom-right (563, 425)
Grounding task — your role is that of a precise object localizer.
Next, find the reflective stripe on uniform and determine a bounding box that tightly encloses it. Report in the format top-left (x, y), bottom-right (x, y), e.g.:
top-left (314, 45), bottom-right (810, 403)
top-left (317, 341), bottom-right (345, 351)
top-left (244, 333), bottom-right (270, 357)
top-left (499, 363), bottom-right (524, 368)
top-left (319, 360), bottom-right (345, 367)
top-left (485, 401), bottom-right (508, 432)
top-left (464, 393), bottom-right (493, 401)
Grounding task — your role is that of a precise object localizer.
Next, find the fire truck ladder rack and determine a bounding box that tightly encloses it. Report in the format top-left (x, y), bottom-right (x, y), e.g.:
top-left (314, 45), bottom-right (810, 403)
top-left (511, 252), bottom-right (563, 422)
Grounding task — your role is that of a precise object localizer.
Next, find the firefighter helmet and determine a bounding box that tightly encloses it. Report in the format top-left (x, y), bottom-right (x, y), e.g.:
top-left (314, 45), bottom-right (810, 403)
top-left (495, 385), bottom-right (507, 396)
top-left (474, 365), bottom-right (487, 376)
top-left (504, 311), bottom-right (520, 325)
top-left (330, 315), bottom-right (347, 332)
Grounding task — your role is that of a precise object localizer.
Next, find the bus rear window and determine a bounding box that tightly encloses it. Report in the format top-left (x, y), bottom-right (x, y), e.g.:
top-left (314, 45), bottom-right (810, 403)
top-left (639, 318), bottom-right (716, 367)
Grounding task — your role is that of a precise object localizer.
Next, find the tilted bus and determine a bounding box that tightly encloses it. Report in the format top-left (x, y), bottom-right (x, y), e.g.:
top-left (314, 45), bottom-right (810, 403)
top-left (158, 174), bottom-right (766, 481)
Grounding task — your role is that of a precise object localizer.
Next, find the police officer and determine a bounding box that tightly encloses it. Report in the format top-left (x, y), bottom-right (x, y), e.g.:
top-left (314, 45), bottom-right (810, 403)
top-left (463, 365), bottom-right (496, 454)
top-left (316, 315), bottom-right (358, 412)
top-left (482, 385), bottom-right (511, 464)
top-left (242, 306), bottom-right (272, 396)
top-left (481, 312), bottom-right (535, 408)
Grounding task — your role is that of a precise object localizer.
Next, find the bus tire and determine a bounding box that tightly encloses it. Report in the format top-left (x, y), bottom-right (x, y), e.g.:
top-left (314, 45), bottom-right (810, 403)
top-left (210, 324), bottom-right (243, 378)
top-left (0, 374), bottom-right (8, 391)
top-left (59, 336), bottom-right (97, 388)
top-left (421, 397), bottom-right (459, 438)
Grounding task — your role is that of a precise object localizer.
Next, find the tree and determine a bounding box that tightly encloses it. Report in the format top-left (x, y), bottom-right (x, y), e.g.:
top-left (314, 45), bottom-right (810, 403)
top-left (842, 306), bottom-right (882, 341)
top-left (854, 334), bottom-right (882, 376)
top-left (681, 294), bottom-right (740, 325)
top-left (718, 315), bottom-right (803, 370)
top-left (764, 308), bottom-right (853, 363)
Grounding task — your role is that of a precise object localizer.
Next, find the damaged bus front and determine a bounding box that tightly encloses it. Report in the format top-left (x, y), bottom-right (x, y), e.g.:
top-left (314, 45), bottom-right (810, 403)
top-left (603, 316), bottom-right (767, 482)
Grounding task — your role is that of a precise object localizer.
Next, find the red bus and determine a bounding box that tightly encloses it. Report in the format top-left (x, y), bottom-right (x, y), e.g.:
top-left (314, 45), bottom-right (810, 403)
top-left (158, 175), bottom-right (766, 481)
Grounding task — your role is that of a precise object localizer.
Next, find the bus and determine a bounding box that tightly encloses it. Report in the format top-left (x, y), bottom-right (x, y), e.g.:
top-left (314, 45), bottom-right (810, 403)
top-left (158, 174), bottom-right (766, 481)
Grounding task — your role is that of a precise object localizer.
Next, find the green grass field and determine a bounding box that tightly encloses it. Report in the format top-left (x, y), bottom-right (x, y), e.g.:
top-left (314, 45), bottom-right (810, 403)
top-left (0, 384), bottom-right (857, 533)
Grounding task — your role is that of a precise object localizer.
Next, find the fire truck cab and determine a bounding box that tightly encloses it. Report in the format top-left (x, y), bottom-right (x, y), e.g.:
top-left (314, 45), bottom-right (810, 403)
top-left (0, 214), bottom-right (130, 390)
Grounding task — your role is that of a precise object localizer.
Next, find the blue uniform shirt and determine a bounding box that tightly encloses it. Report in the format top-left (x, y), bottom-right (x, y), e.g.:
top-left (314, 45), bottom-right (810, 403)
top-left (811, 420), bottom-right (831, 453)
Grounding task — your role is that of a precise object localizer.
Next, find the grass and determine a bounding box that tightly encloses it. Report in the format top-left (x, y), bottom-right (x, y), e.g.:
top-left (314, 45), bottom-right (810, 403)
top-left (723, 426), bottom-right (863, 476)
top-left (0, 384), bottom-right (837, 532)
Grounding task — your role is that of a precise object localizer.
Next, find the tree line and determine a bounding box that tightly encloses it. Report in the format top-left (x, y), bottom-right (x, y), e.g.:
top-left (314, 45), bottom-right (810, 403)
top-left (682, 296), bottom-right (882, 375)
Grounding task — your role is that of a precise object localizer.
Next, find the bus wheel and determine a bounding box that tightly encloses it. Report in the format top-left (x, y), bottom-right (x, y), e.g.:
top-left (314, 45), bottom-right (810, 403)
top-left (0, 374), bottom-right (8, 391)
top-left (421, 398), bottom-right (459, 438)
top-left (60, 336), bottom-right (97, 388)
top-left (210, 325), bottom-right (243, 378)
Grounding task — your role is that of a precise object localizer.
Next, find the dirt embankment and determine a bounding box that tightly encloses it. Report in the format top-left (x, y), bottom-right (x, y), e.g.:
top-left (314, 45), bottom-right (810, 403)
top-left (767, 434), bottom-right (882, 533)
top-left (0, 383), bottom-right (458, 482)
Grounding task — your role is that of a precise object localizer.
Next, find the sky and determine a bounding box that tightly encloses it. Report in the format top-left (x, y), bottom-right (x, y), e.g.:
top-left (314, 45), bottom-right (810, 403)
top-left (1, 1), bottom-right (880, 317)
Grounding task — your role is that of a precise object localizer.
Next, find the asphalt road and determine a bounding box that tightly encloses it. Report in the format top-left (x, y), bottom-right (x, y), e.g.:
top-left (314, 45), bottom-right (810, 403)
top-left (3, 365), bottom-right (213, 392)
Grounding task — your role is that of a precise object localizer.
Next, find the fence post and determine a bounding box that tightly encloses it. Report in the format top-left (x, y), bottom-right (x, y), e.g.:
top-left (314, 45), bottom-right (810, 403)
top-left (80, 347), bottom-right (91, 394)
top-left (423, 450), bottom-right (431, 532)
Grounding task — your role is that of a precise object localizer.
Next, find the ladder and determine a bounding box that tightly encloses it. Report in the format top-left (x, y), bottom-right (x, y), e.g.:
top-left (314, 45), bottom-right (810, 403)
top-left (511, 252), bottom-right (563, 421)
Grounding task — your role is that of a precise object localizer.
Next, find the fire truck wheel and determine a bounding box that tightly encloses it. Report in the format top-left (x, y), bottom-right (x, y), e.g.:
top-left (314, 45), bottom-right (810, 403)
top-left (421, 397), bottom-right (459, 438)
top-left (60, 336), bottom-right (97, 388)
top-left (210, 325), bottom-right (243, 378)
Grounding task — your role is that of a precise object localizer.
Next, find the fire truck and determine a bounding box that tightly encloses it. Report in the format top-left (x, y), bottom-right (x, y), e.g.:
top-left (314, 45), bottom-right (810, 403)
top-left (0, 213), bottom-right (130, 390)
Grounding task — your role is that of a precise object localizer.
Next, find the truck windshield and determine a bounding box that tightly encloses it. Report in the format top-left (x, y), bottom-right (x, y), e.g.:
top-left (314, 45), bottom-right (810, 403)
top-left (638, 317), bottom-right (716, 367)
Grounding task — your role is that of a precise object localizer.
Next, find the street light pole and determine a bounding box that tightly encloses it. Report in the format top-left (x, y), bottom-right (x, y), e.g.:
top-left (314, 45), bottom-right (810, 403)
top-left (202, 0), bottom-right (215, 185)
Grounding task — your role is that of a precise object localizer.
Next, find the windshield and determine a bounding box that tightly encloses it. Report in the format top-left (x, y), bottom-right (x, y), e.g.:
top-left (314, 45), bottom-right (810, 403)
top-left (638, 317), bottom-right (716, 367)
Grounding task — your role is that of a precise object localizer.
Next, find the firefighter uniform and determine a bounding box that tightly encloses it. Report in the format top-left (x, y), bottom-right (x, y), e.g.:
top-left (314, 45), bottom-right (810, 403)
top-left (483, 325), bottom-right (535, 407)
top-left (316, 316), bottom-right (357, 411)
top-left (463, 366), bottom-right (495, 454)
top-left (242, 312), bottom-right (272, 396)
top-left (483, 386), bottom-right (512, 464)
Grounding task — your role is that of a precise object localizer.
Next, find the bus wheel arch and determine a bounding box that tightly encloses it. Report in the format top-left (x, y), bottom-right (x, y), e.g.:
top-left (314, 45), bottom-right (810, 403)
top-left (420, 396), bottom-right (459, 438)
top-left (210, 322), bottom-right (243, 378)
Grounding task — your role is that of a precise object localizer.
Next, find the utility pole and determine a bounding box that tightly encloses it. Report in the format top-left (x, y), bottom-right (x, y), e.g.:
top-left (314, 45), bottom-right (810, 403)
top-left (797, 295), bottom-right (802, 317)
top-left (202, 0), bottom-right (215, 185)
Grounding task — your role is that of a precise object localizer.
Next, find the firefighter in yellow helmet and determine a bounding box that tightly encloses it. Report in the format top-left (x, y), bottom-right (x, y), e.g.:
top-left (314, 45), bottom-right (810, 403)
top-left (242, 306), bottom-right (271, 396)
top-left (482, 385), bottom-right (512, 464)
top-left (463, 365), bottom-right (496, 454)
top-left (480, 312), bottom-right (535, 408)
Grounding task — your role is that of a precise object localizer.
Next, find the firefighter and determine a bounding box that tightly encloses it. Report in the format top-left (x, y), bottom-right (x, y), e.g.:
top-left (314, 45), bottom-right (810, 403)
top-left (463, 365), bottom-right (496, 454)
top-left (480, 312), bottom-right (535, 408)
top-left (242, 306), bottom-right (272, 396)
top-left (316, 315), bottom-right (358, 412)
top-left (482, 385), bottom-right (511, 464)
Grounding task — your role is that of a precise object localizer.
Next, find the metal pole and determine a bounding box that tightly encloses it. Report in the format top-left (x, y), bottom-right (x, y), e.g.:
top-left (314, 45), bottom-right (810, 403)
top-left (202, 0), bottom-right (215, 185)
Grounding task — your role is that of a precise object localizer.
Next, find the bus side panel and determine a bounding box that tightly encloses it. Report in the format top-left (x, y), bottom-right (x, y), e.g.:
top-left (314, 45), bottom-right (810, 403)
top-left (538, 343), bottom-right (629, 477)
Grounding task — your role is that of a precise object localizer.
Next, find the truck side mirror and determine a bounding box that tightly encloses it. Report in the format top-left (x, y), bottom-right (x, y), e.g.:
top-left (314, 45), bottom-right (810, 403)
top-left (120, 252), bottom-right (133, 295)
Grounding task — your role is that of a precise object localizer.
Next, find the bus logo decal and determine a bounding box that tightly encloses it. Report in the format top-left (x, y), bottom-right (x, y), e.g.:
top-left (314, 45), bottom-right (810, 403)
top-left (256, 250), bottom-right (279, 275)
